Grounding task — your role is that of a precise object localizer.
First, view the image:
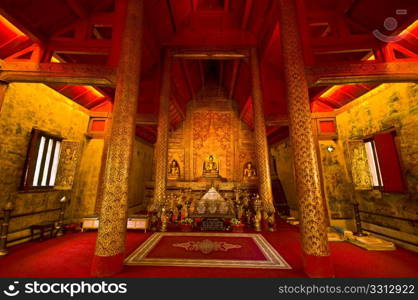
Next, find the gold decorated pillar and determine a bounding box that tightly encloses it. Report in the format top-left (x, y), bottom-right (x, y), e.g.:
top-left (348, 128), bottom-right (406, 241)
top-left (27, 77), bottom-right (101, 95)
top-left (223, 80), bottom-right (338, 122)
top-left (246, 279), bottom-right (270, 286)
top-left (278, 0), bottom-right (333, 277)
top-left (91, 0), bottom-right (143, 277)
top-left (0, 82), bottom-right (8, 113)
top-left (249, 48), bottom-right (275, 215)
top-left (152, 51), bottom-right (171, 206)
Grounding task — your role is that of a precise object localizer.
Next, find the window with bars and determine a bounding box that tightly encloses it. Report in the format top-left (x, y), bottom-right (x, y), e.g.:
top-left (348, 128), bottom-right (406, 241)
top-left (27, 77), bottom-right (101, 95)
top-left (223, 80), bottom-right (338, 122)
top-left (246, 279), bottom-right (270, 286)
top-left (363, 130), bottom-right (406, 193)
top-left (364, 139), bottom-right (383, 188)
top-left (21, 129), bottom-right (62, 191)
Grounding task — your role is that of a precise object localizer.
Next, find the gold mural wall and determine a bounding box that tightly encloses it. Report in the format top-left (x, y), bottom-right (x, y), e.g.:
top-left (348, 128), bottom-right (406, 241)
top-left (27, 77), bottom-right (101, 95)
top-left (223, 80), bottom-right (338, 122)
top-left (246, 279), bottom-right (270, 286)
top-left (317, 140), bottom-right (353, 220)
top-left (0, 83), bottom-right (90, 244)
top-left (167, 96), bottom-right (256, 184)
top-left (129, 137), bottom-right (154, 212)
top-left (270, 139), bottom-right (298, 216)
top-left (336, 83), bottom-right (418, 251)
top-left (72, 139), bottom-right (104, 217)
top-left (270, 83), bottom-right (418, 250)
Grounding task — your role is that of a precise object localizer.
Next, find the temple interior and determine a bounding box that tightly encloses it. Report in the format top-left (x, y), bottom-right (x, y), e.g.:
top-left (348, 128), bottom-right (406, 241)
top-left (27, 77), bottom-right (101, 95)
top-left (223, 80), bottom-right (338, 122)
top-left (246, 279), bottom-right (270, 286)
top-left (0, 0), bottom-right (417, 278)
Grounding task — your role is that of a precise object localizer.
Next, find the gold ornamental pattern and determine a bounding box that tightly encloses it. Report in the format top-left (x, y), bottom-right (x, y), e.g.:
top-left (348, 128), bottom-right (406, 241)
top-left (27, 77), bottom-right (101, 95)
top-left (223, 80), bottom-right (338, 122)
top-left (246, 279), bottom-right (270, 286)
top-left (348, 141), bottom-right (373, 190)
top-left (278, 0), bottom-right (329, 257)
top-left (153, 52), bottom-right (172, 206)
top-left (250, 48), bottom-right (274, 209)
top-left (173, 239), bottom-right (242, 254)
top-left (192, 111), bottom-right (233, 179)
top-left (55, 140), bottom-right (81, 190)
top-left (95, 0), bottom-right (143, 257)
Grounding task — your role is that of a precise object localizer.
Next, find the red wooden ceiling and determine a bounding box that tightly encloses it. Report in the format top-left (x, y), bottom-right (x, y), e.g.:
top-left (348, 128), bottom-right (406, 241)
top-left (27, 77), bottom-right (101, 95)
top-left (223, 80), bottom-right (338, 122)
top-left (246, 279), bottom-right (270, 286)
top-left (0, 0), bottom-right (417, 143)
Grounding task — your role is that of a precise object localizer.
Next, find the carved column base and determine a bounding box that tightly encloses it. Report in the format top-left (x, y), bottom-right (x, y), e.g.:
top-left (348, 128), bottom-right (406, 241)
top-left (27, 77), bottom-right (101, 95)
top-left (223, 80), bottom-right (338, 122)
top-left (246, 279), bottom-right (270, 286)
top-left (302, 252), bottom-right (334, 278)
top-left (91, 253), bottom-right (125, 277)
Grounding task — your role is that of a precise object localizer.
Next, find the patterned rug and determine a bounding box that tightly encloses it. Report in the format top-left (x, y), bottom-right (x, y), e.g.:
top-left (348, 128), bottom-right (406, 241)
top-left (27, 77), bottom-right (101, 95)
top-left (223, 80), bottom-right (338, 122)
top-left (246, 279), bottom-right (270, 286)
top-left (124, 232), bottom-right (291, 269)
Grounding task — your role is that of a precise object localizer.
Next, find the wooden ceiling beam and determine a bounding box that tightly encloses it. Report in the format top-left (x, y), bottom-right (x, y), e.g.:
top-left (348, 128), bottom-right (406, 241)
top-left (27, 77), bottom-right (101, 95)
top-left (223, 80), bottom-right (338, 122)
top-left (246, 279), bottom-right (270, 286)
top-left (180, 60), bottom-right (195, 99)
top-left (241, 0), bottom-right (253, 30)
top-left (224, 0), bottom-right (230, 12)
top-left (0, 61), bottom-right (116, 86)
top-left (166, 0), bottom-right (177, 33)
top-left (337, 0), bottom-right (355, 15)
top-left (311, 34), bottom-right (378, 50)
top-left (228, 59), bottom-right (240, 99)
top-left (265, 114), bottom-right (289, 127)
top-left (172, 49), bottom-right (249, 59)
top-left (199, 60), bottom-right (205, 89)
top-left (66, 0), bottom-right (89, 19)
top-left (306, 61), bottom-right (418, 87)
top-left (136, 113), bottom-right (158, 125)
top-left (0, 8), bottom-right (45, 43)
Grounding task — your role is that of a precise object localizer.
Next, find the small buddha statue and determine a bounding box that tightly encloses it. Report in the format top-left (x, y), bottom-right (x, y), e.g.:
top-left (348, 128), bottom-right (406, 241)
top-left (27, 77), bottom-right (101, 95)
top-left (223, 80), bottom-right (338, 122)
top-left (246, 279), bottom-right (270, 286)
top-left (203, 155), bottom-right (220, 177)
top-left (168, 160), bottom-right (180, 179)
top-left (243, 162), bottom-right (257, 178)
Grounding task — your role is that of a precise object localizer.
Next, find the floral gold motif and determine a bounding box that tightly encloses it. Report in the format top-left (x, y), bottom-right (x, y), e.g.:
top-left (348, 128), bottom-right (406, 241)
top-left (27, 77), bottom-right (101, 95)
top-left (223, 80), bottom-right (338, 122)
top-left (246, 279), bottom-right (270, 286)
top-left (278, 0), bottom-right (330, 257)
top-left (173, 239), bottom-right (242, 254)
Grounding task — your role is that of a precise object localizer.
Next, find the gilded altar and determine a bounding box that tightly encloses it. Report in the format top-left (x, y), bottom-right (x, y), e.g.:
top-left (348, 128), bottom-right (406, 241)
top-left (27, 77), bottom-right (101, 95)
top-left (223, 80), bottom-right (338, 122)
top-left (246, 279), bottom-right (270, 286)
top-left (190, 187), bottom-right (235, 218)
top-left (166, 95), bottom-right (258, 186)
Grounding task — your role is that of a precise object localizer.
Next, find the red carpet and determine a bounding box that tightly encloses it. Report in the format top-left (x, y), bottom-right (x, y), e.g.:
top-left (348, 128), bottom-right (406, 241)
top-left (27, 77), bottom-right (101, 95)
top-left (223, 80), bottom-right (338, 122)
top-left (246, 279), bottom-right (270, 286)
top-left (124, 233), bottom-right (291, 269)
top-left (146, 235), bottom-right (266, 260)
top-left (0, 221), bottom-right (417, 278)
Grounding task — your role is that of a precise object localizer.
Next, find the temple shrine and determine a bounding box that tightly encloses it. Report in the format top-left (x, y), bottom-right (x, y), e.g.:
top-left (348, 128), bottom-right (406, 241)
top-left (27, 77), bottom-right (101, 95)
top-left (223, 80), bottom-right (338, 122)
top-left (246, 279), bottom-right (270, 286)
top-left (0, 0), bottom-right (417, 279)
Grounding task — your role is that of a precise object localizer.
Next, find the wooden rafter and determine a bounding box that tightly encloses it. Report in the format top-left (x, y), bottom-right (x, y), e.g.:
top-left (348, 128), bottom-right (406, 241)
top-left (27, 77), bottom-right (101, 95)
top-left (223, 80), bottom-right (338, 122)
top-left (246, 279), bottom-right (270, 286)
top-left (306, 61), bottom-right (418, 87)
top-left (136, 114), bottom-right (158, 126)
top-left (166, 0), bottom-right (177, 33)
top-left (265, 114), bottom-right (289, 127)
top-left (0, 8), bottom-right (45, 43)
top-left (0, 61), bottom-right (116, 86)
top-left (181, 60), bottom-right (195, 99)
top-left (241, 0), bottom-right (253, 30)
top-left (65, 0), bottom-right (89, 19)
top-left (229, 59), bottom-right (240, 99)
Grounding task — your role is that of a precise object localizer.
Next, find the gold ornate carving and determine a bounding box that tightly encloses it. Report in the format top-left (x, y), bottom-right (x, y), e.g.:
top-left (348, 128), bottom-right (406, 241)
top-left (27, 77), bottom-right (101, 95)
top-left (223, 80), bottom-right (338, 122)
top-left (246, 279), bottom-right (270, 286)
top-left (202, 155), bottom-right (220, 177)
top-left (250, 48), bottom-right (274, 210)
top-left (153, 51), bottom-right (172, 205)
top-left (55, 140), bottom-right (81, 190)
top-left (94, 0), bottom-right (143, 257)
top-left (192, 111), bottom-right (233, 180)
top-left (243, 162), bottom-right (257, 178)
top-left (173, 239), bottom-right (242, 254)
top-left (348, 142), bottom-right (373, 190)
top-left (278, 0), bottom-right (330, 257)
top-left (168, 160), bottom-right (180, 180)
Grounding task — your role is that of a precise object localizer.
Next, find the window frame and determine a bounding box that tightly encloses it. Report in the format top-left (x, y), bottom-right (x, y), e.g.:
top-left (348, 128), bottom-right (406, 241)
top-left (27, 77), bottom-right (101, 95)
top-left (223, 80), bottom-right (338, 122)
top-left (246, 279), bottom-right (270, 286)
top-left (20, 128), bottom-right (63, 192)
top-left (362, 128), bottom-right (407, 193)
top-left (363, 138), bottom-right (383, 189)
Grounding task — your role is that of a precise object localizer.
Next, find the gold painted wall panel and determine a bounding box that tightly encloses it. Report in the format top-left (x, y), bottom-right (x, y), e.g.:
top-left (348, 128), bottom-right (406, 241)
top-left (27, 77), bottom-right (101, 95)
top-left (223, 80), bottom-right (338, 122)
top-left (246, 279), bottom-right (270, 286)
top-left (0, 83), bottom-right (90, 233)
top-left (336, 83), bottom-right (418, 236)
top-left (72, 139), bottom-right (104, 217)
top-left (192, 111), bottom-right (233, 180)
top-left (129, 137), bottom-right (154, 212)
top-left (270, 139), bottom-right (298, 213)
top-left (318, 140), bottom-right (353, 219)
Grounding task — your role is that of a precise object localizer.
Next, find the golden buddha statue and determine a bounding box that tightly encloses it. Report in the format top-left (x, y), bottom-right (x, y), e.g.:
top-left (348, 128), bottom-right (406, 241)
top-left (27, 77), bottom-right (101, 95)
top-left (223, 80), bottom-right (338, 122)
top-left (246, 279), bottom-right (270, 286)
top-left (243, 162), bottom-right (256, 178)
top-left (203, 155), bottom-right (219, 178)
top-left (168, 160), bottom-right (180, 180)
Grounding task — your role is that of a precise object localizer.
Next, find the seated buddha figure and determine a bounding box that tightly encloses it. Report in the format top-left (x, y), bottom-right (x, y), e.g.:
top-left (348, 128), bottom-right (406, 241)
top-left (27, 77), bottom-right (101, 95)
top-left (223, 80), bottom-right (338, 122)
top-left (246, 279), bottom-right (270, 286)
top-left (203, 155), bottom-right (219, 178)
top-left (168, 160), bottom-right (180, 179)
top-left (243, 162), bottom-right (257, 179)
